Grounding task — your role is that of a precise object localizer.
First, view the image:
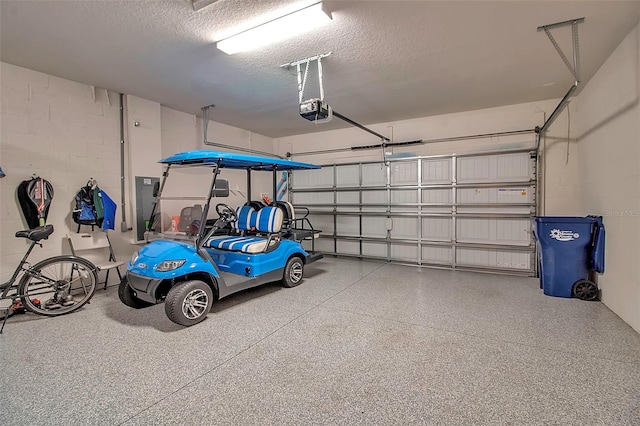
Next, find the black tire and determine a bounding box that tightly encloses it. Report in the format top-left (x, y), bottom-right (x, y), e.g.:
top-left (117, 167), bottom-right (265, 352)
top-left (118, 276), bottom-right (153, 309)
top-left (573, 279), bottom-right (599, 301)
top-left (18, 255), bottom-right (98, 316)
top-left (281, 257), bottom-right (304, 288)
top-left (165, 280), bottom-right (213, 327)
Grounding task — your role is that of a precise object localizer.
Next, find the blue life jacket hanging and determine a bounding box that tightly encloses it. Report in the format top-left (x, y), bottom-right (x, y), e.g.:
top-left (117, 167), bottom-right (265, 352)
top-left (73, 181), bottom-right (102, 227)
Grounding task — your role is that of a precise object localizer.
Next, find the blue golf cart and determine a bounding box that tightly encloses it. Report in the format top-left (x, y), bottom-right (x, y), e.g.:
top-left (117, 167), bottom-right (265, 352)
top-left (119, 150), bottom-right (322, 327)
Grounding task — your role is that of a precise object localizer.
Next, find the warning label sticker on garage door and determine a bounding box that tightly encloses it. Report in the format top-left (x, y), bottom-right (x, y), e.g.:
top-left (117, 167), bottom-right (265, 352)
top-left (498, 188), bottom-right (527, 197)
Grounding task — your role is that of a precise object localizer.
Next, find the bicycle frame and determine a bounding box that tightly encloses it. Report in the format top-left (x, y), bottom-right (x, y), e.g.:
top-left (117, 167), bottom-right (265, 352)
top-left (0, 240), bottom-right (88, 333)
top-left (0, 240), bottom-right (41, 333)
top-left (0, 240), bottom-right (40, 299)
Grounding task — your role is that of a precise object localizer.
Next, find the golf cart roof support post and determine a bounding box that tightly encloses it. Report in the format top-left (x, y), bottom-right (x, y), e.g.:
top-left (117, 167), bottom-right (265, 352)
top-left (246, 167), bottom-right (252, 203)
top-left (272, 168), bottom-right (278, 205)
top-left (201, 105), bottom-right (285, 159)
top-left (197, 160), bottom-right (221, 249)
top-left (148, 164), bottom-right (171, 234)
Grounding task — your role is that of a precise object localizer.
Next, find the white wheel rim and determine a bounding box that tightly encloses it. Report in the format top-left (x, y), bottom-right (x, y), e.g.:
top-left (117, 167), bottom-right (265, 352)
top-left (290, 262), bottom-right (303, 283)
top-left (181, 289), bottom-right (209, 319)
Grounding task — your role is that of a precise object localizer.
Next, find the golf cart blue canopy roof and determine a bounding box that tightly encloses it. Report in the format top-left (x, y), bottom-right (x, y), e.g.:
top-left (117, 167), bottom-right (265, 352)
top-left (160, 150), bottom-right (319, 171)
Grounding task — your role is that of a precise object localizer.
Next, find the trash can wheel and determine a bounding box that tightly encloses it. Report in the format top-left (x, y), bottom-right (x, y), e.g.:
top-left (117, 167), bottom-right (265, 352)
top-left (572, 279), bottom-right (598, 301)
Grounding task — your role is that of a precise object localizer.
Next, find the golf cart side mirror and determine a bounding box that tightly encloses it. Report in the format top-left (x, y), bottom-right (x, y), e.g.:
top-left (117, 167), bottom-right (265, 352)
top-left (152, 181), bottom-right (160, 198)
top-left (213, 179), bottom-right (229, 197)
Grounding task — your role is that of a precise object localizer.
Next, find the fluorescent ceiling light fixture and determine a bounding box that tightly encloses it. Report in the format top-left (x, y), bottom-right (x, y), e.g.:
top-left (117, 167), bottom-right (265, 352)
top-left (216, 2), bottom-right (332, 55)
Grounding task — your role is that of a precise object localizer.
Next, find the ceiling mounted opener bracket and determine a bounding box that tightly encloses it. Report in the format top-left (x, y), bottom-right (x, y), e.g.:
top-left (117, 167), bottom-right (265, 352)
top-left (282, 52), bottom-right (333, 123)
top-left (537, 17), bottom-right (585, 137)
top-left (537, 17), bottom-right (584, 82)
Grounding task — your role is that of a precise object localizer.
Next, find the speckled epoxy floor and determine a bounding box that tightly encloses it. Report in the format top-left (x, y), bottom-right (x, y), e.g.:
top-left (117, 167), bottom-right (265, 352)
top-left (1, 257), bottom-right (639, 425)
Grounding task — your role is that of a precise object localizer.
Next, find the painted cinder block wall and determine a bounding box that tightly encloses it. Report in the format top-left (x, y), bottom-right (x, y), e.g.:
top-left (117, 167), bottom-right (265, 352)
top-left (0, 62), bottom-right (121, 284)
top-left (576, 22), bottom-right (640, 333)
top-left (0, 62), bottom-right (274, 284)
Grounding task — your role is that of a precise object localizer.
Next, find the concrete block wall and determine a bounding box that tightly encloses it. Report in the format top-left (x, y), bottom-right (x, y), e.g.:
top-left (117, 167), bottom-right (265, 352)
top-left (0, 62), bottom-right (277, 283)
top-left (1, 62), bottom-right (121, 283)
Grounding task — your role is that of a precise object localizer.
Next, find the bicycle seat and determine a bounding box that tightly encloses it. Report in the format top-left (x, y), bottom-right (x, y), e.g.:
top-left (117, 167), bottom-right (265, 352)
top-left (15, 225), bottom-right (54, 241)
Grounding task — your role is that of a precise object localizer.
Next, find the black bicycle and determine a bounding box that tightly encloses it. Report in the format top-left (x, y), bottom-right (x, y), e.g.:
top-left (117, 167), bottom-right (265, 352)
top-left (0, 225), bottom-right (98, 333)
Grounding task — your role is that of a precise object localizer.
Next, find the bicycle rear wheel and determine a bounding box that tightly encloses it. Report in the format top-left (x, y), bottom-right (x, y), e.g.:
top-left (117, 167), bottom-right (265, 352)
top-left (18, 255), bottom-right (98, 316)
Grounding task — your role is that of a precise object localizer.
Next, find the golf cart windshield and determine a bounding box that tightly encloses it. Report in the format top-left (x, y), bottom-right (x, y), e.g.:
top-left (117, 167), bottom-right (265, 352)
top-left (146, 150), bottom-right (319, 243)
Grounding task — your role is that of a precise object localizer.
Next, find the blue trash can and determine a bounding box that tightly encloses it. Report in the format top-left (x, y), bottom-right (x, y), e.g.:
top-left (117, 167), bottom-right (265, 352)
top-left (534, 216), bottom-right (605, 298)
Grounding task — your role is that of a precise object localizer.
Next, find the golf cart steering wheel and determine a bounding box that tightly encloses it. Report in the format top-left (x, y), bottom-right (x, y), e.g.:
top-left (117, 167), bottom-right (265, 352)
top-left (215, 203), bottom-right (238, 223)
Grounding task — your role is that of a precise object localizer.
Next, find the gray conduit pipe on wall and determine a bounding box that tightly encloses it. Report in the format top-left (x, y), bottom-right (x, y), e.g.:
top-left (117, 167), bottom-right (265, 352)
top-left (119, 93), bottom-right (129, 232)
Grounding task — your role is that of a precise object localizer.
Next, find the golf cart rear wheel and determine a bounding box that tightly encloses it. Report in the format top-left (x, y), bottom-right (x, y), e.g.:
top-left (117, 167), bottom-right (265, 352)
top-left (282, 257), bottom-right (304, 288)
top-left (165, 280), bottom-right (213, 326)
top-left (118, 277), bottom-right (153, 309)
top-left (573, 279), bottom-right (599, 301)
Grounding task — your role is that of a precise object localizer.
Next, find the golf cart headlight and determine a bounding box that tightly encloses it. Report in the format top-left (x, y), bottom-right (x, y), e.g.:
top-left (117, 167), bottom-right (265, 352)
top-left (130, 251), bottom-right (139, 265)
top-left (156, 259), bottom-right (186, 272)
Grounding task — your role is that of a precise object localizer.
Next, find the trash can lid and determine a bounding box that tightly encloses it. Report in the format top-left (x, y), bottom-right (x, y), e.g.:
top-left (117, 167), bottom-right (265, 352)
top-left (535, 216), bottom-right (595, 224)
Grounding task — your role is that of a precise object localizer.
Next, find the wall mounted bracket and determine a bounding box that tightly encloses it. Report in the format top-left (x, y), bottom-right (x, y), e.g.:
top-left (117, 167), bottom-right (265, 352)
top-left (537, 17), bottom-right (585, 137)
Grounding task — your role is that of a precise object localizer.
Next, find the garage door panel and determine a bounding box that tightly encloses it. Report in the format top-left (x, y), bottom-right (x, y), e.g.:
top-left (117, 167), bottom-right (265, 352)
top-left (390, 161), bottom-right (417, 185)
top-left (422, 158), bottom-right (452, 184)
top-left (391, 244), bottom-right (418, 262)
top-left (422, 217), bottom-right (452, 241)
top-left (362, 191), bottom-right (387, 204)
top-left (304, 237), bottom-right (334, 253)
top-left (291, 149), bottom-right (535, 276)
top-left (457, 218), bottom-right (530, 246)
top-left (362, 164), bottom-right (386, 186)
top-left (390, 217), bottom-right (418, 239)
top-left (294, 167), bottom-right (334, 188)
top-left (337, 239), bottom-right (359, 255)
top-left (422, 189), bottom-right (452, 204)
top-left (421, 246), bottom-right (452, 264)
top-left (362, 242), bottom-right (387, 258)
top-left (458, 152), bottom-right (531, 183)
top-left (309, 214), bottom-right (334, 234)
top-left (294, 192), bottom-right (333, 205)
top-left (457, 207), bottom-right (532, 215)
top-left (336, 191), bottom-right (358, 204)
top-left (457, 187), bottom-right (533, 204)
top-left (456, 248), bottom-right (531, 270)
top-left (391, 190), bottom-right (418, 204)
top-left (336, 165), bottom-right (359, 187)
top-left (362, 217), bottom-right (387, 238)
top-left (336, 215), bottom-right (359, 236)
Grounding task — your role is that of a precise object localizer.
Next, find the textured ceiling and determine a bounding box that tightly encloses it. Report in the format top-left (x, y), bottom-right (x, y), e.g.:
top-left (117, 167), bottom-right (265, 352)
top-left (1, 1), bottom-right (639, 138)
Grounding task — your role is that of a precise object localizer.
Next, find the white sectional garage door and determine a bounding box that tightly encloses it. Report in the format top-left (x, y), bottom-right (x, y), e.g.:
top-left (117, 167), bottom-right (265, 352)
top-left (291, 149), bottom-right (536, 275)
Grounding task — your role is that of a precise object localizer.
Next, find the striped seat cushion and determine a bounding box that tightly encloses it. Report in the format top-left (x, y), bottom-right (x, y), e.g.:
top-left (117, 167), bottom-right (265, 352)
top-left (254, 206), bottom-right (283, 233)
top-left (205, 206), bottom-right (282, 254)
top-left (232, 205), bottom-right (256, 231)
top-left (205, 236), bottom-right (276, 254)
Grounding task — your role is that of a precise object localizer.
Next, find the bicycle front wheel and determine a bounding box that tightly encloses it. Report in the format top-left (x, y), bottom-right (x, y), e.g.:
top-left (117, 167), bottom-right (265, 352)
top-left (18, 255), bottom-right (98, 316)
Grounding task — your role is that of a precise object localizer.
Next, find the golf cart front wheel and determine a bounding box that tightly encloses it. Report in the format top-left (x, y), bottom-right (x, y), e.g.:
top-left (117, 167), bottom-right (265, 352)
top-left (282, 257), bottom-right (304, 288)
top-left (573, 279), bottom-right (599, 301)
top-left (165, 280), bottom-right (213, 326)
top-left (118, 277), bottom-right (153, 309)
